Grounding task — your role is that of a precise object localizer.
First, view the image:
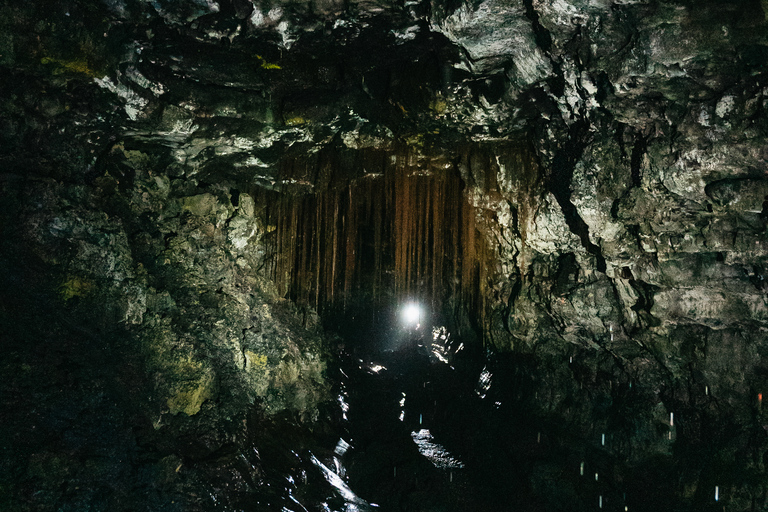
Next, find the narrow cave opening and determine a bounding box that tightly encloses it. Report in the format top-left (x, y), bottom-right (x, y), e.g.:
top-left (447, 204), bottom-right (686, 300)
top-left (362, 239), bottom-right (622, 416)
top-left (259, 145), bottom-right (496, 350)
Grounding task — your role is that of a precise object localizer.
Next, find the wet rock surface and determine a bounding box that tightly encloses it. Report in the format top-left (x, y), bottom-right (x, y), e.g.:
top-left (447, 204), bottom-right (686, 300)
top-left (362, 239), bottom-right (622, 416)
top-left (1, 0), bottom-right (768, 509)
top-left (0, 171), bottom-right (334, 510)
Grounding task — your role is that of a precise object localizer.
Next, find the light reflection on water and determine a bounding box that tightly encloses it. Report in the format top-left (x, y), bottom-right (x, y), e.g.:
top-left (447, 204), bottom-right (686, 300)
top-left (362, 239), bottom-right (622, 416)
top-left (337, 392), bottom-right (349, 420)
top-left (335, 438), bottom-right (352, 456)
top-left (252, 315), bottom-right (764, 512)
top-left (410, 429), bottom-right (466, 469)
top-left (475, 366), bottom-right (492, 399)
top-left (310, 454), bottom-right (375, 511)
top-left (282, 324), bottom-right (482, 510)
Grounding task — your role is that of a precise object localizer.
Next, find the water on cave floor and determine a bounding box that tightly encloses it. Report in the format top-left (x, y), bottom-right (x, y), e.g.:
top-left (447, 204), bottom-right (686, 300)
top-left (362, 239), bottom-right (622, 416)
top-left (276, 326), bottom-right (559, 511)
top-left (249, 320), bottom-right (758, 512)
top-left (5, 302), bottom-right (752, 512)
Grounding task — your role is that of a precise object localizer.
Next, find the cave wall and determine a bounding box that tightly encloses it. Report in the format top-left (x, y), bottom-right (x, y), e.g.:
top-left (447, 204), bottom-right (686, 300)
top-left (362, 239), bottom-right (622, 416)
top-left (0, 150), bottom-right (332, 510)
top-left (2, 0), bottom-right (768, 509)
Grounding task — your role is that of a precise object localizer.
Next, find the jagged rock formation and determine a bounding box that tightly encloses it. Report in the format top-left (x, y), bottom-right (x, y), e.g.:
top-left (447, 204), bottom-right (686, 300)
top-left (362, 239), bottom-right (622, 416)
top-left (1, 0), bottom-right (768, 510)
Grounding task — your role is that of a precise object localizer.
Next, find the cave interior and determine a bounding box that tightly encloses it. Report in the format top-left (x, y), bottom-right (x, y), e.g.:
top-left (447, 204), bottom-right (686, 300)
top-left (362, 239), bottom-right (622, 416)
top-left (2, 0), bottom-right (768, 510)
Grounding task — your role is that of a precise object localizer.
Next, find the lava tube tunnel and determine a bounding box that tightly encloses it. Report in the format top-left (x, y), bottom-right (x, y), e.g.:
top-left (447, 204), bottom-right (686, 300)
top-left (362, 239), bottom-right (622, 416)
top-left (2, 0), bottom-right (768, 511)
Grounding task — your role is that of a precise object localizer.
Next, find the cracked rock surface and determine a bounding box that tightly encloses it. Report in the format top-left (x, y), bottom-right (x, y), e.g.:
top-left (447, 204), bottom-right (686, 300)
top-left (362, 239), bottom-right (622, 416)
top-left (2, 0), bottom-right (768, 509)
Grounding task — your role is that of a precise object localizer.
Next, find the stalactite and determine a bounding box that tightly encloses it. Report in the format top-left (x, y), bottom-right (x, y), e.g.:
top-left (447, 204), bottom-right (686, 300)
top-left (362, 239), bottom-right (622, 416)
top-left (373, 178), bottom-right (383, 309)
top-left (431, 174), bottom-right (441, 310)
top-left (314, 193), bottom-right (322, 308)
top-left (331, 194), bottom-right (339, 304)
top-left (344, 185), bottom-right (356, 308)
top-left (275, 200), bottom-right (283, 291)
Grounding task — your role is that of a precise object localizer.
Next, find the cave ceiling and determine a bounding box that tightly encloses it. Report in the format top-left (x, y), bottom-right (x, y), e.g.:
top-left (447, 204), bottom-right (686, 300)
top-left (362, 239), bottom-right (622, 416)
top-left (2, 0), bottom-right (768, 339)
top-left (6, 0), bottom-right (764, 181)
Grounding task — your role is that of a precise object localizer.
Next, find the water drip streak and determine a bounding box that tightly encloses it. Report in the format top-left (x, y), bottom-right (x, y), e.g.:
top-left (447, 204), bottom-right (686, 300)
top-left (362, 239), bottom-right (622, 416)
top-left (265, 145), bottom-right (534, 335)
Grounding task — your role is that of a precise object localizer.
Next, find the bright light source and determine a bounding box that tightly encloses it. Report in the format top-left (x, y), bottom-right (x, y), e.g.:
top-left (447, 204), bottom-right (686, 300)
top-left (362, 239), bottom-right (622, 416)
top-left (402, 303), bottom-right (422, 325)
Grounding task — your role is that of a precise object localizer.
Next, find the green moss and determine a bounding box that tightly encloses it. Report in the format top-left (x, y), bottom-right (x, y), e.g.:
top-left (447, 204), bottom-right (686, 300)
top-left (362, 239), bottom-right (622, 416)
top-left (59, 275), bottom-right (95, 301)
top-left (181, 193), bottom-right (218, 217)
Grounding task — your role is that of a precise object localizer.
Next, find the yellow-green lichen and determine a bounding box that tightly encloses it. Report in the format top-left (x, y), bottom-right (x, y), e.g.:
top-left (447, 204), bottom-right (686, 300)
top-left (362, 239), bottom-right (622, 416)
top-left (141, 324), bottom-right (216, 416)
top-left (405, 133), bottom-right (425, 148)
top-left (40, 56), bottom-right (99, 77)
top-left (429, 93), bottom-right (447, 115)
top-left (122, 149), bottom-right (152, 170)
top-left (59, 275), bottom-right (95, 301)
top-left (284, 116), bottom-right (307, 126)
top-left (245, 350), bottom-right (268, 370)
top-left (166, 370), bottom-right (214, 416)
top-left (255, 55), bottom-right (281, 70)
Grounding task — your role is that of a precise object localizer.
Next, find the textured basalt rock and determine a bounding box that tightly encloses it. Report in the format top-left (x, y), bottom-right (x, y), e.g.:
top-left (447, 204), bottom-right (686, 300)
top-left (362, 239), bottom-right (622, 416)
top-left (2, 0), bottom-right (768, 509)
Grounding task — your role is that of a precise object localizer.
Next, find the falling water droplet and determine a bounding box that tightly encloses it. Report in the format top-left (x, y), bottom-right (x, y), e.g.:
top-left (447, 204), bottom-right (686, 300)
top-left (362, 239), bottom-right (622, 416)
top-left (715, 486), bottom-right (719, 501)
top-left (670, 412), bottom-right (674, 426)
top-left (580, 462), bottom-right (584, 476)
top-left (602, 433), bottom-right (605, 446)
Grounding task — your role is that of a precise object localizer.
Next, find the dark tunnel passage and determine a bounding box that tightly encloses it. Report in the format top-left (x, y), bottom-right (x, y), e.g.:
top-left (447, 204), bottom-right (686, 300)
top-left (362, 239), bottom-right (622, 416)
top-left (259, 143), bottom-right (518, 347)
top-left (225, 144), bottom-right (768, 512)
top-left (3, 0), bottom-right (768, 510)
